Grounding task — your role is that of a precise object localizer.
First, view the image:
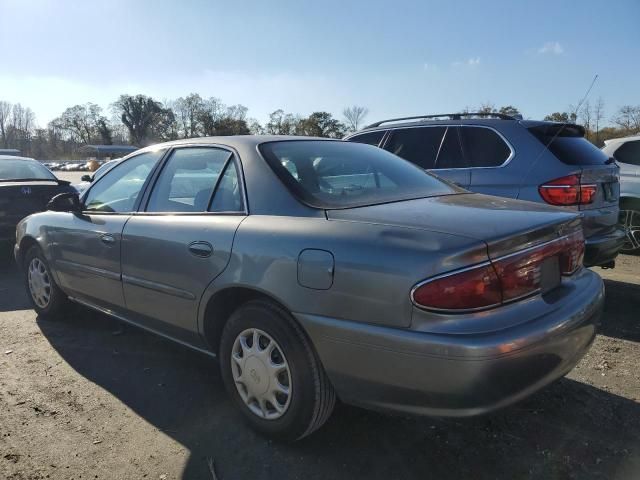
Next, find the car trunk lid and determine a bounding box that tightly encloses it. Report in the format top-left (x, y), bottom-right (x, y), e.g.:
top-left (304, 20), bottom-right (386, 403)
top-left (326, 193), bottom-right (582, 260)
top-left (0, 181), bottom-right (67, 237)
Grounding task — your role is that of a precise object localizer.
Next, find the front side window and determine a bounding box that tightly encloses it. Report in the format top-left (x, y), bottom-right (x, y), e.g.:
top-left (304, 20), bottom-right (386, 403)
top-left (460, 126), bottom-right (511, 167)
top-left (614, 140), bottom-right (640, 166)
top-left (84, 150), bottom-right (165, 213)
top-left (259, 140), bottom-right (457, 209)
top-left (147, 148), bottom-right (232, 212)
top-left (384, 127), bottom-right (446, 170)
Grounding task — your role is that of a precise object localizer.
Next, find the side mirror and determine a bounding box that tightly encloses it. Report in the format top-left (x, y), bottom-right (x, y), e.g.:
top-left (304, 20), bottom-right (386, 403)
top-left (47, 192), bottom-right (82, 213)
top-left (81, 174), bottom-right (92, 182)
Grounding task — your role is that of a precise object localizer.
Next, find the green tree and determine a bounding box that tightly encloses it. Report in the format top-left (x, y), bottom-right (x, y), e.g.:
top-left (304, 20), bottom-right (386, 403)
top-left (112, 94), bottom-right (173, 146)
top-left (543, 112), bottom-right (578, 123)
top-left (296, 112), bottom-right (346, 138)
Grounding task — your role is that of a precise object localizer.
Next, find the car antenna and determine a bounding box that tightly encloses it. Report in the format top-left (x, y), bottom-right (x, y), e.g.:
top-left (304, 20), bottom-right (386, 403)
top-left (533, 74), bottom-right (599, 164)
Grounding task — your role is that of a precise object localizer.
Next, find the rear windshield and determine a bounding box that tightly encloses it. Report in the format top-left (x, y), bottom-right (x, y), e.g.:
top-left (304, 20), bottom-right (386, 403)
top-left (259, 140), bottom-right (457, 209)
top-left (529, 126), bottom-right (609, 165)
top-left (0, 160), bottom-right (57, 181)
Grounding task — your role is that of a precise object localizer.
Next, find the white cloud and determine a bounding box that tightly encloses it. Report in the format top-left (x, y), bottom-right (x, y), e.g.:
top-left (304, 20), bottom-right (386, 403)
top-left (537, 41), bottom-right (564, 55)
top-left (423, 63), bottom-right (439, 71)
top-left (452, 57), bottom-right (480, 67)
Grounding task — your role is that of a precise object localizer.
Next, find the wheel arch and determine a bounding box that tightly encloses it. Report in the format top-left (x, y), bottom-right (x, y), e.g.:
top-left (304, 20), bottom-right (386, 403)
top-left (200, 285), bottom-right (299, 355)
top-left (18, 235), bottom-right (41, 266)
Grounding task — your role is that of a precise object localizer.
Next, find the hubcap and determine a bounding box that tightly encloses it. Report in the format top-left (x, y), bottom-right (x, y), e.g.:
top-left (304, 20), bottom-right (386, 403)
top-left (231, 328), bottom-right (292, 420)
top-left (620, 209), bottom-right (640, 252)
top-left (27, 257), bottom-right (52, 308)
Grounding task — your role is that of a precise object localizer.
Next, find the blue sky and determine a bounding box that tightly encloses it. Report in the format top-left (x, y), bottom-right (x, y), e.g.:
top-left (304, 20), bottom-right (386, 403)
top-left (0, 0), bottom-right (638, 126)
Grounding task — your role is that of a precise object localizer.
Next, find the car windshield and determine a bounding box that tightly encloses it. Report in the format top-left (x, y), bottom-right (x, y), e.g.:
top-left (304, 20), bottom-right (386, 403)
top-left (259, 140), bottom-right (458, 209)
top-left (0, 159), bottom-right (57, 181)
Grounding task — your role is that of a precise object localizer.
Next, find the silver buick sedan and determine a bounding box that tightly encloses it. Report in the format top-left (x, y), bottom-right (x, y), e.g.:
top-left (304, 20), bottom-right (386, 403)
top-left (15, 136), bottom-right (604, 440)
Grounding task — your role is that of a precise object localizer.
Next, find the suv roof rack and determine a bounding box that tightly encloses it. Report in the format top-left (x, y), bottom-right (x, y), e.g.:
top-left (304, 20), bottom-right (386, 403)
top-left (365, 112), bottom-right (522, 129)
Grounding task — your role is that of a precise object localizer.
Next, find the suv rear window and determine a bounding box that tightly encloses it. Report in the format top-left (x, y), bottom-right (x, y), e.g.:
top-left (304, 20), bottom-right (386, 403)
top-left (259, 140), bottom-right (457, 209)
top-left (348, 130), bottom-right (385, 147)
top-left (614, 140), bottom-right (640, 166)
top-left (528, 124), bottom-right (609, 165)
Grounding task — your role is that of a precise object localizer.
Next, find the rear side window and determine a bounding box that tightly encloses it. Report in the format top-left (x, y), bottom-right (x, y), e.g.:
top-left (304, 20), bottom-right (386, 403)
top-left (384, 127), bottom-right (446, 169)
top-left (348, 130), bottom-right (385, 146)
top-left (614, 140), bottom-right (640, 166)
top-left (461, 127), bottom-right (511, 167)
top-left (435, 127), bottom-right (467, 169)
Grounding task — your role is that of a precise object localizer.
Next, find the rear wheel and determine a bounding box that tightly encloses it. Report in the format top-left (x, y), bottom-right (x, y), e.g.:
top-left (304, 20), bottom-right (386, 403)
top-left (619, 200), bottom-right (640, 254)
top-left (23, 246), bottom-right (71, 318)
top-left (219, 299), bottom-right (336, 441)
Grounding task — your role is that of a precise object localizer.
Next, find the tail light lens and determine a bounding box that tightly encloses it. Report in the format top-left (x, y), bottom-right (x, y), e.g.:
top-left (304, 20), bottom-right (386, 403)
top-left (412, 230), bottom-right (585, 312)
top-left (539, 174), bottom-right (597, 206)
top-left (411, 264), bottom-right (502, 311)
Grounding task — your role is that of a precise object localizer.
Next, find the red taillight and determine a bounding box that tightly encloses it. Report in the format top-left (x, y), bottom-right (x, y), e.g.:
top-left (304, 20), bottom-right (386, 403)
top-left (538, 174), bottom-right (597, 206)
top-left (412, 231), bottom-right (585, 312)
top-left (412, 263), bottom-right (502, 311)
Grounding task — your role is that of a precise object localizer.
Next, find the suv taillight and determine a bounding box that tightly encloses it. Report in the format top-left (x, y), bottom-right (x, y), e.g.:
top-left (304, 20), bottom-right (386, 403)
top-left (412, 231), bottom-right (584, 312)
top-left (538, 174), bottom-right (597, 206)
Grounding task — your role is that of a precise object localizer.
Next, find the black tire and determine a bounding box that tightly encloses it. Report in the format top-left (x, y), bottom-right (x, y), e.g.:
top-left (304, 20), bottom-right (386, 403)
top-left (22, 245), bottom-right (71, 319)
top-left (619, 199), bottom-right (640, 254)
top-left (219, 299), bottom-right (336, 441)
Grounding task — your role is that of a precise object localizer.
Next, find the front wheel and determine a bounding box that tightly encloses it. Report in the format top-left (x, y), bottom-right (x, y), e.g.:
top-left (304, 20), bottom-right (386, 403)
top-left (23, 246), bottom-right (71, 319)
top-left (219, 299), bottom-right (336, 441)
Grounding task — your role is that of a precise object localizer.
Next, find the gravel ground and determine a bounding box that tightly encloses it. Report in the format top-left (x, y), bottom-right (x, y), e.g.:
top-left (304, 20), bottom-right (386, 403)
top-left (0, 248), bottom-right (638, 480)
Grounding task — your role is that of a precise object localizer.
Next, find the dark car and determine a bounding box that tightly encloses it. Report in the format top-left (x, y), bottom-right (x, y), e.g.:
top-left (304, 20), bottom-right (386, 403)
top-left (0, 155), bottom-right (75, 257)
top-left (346, 113), bottom-right (625, 268)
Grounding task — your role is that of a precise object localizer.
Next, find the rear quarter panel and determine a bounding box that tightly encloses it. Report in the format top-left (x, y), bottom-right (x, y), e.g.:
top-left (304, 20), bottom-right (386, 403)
top-left (198, 215), bottom-right (489, 330)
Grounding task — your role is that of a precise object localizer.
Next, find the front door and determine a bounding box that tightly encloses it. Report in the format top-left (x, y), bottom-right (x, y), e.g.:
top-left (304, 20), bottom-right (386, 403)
top-left (53, 149), bottom-right (166, 310)
top-left (121, 147), bottom-right (246, 344)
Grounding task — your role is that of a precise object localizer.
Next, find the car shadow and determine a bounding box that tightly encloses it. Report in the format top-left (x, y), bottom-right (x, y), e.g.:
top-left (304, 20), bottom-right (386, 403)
top-left (0, 262), bottom-right (32, 312)
top-left (35, 305), bottom-right (640, 480)
top-left (602, 279), bottom-right (640, 342)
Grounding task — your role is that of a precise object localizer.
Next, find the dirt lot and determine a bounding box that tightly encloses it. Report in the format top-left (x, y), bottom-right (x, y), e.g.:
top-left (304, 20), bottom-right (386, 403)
top-left (1, 252), bottom-right (639, 480)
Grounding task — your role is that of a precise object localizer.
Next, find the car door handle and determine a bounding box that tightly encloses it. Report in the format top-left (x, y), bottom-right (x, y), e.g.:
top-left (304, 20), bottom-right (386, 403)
top-left (100, 234), bottom-right (116, 246)
top-left (188, 241), bottom-right (213, 258)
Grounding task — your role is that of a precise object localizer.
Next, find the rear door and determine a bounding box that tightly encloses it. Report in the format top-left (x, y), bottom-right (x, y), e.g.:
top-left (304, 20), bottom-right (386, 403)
top-left (383, 126), bottom-right (471, 187)
top-left (53, 150), bottom-right (165, 310)
top-left (120, 146), bottom-right (246, 345)
top-left (461, 126), bottom-right (518, 198)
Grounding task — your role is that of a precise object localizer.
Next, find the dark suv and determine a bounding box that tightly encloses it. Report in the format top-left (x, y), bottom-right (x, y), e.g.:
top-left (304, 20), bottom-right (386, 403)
top-left (346, 113), bottom-right (625, 267)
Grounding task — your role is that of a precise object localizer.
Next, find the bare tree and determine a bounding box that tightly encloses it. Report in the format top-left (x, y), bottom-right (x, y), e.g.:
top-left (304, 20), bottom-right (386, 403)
top-left (0, 101), bottom-right (11, 148)
top-left (612, 105), bottom-right (640, 133)
top-left (342, 106), bottom-right (369, 132)
top-left (172, 93), bottom-right (205, 138)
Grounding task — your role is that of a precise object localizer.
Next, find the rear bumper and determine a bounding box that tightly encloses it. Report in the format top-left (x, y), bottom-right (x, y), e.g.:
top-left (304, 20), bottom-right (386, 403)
top-left (297, 268), bottom-right (604, 417)
top-left (584, 227), bottom-right (626, 267)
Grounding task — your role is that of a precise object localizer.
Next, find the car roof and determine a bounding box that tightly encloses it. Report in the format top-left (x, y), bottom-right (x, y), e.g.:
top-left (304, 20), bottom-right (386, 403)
top-left (348, 118), bottom-right (580, 137)
top-left (0, 155), bottom-right (37, 162)
top-left (603, 134), bottom-right (640, 146)
top-left (147, 135), bottom-right (335, 151)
